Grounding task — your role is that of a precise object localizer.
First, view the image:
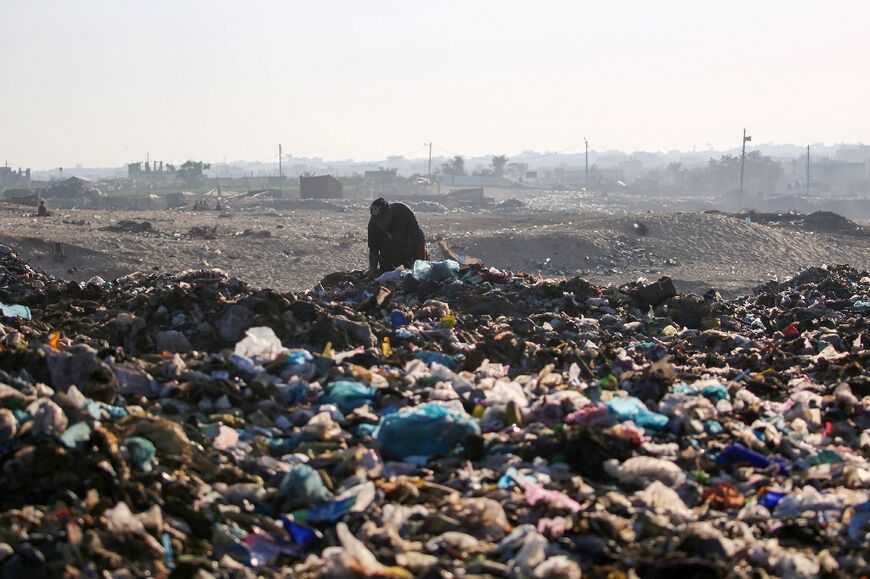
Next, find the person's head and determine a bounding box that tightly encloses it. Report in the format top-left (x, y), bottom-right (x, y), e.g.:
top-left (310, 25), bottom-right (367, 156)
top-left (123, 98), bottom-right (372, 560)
top-left (370, 198), bottom-right (392, 228)
top-left (39, 200), bottom-right (45, 206)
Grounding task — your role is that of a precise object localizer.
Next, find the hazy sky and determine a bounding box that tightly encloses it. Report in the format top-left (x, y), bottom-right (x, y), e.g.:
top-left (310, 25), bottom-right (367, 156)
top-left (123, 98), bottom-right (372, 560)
top-left (2, 0), bottom-right (869, 169)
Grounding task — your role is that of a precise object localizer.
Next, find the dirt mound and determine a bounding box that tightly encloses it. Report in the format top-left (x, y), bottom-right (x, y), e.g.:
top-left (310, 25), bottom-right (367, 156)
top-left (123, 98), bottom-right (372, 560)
top-left (101, 220), bottom-right (155, 234)
top-left (802, 210), bottom-right (866, 235)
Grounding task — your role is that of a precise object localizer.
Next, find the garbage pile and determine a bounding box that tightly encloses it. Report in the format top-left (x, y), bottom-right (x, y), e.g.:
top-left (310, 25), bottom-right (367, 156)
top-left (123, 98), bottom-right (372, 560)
top-left (40, 177), bottom-right (104, 200)
top-left (0, 241), bottom-right (869, 577)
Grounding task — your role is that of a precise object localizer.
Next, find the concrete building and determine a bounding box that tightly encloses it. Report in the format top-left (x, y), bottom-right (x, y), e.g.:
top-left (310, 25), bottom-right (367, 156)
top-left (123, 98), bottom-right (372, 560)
top-left (300, 175), bottom-right (343, 199)
top-left (0, 165), bottom-right (31, 190)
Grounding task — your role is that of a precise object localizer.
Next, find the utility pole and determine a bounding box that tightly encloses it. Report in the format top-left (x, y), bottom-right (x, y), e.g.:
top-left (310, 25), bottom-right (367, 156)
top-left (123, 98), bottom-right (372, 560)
top-left (278, 144), bottom-right (283, 178)
top-left (739, 128), bottom-right (751, 204)
top-left (806, 145), bottom-right (810, 196)
top-left (425, 142), bottom-right (432, 180)
top-left (584, 138), bottom-right (589, 191)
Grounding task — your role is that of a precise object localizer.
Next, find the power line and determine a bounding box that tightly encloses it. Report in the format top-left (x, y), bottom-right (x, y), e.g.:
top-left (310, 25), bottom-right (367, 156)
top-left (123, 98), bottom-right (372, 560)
top-left (397, 145), bottom-right (428, 159)
top-left (432, 144), bottom-right (458, 156)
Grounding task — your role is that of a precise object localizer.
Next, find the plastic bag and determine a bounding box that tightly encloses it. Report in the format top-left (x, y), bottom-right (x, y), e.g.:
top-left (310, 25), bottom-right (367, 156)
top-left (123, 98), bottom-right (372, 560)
top-left (321, 522), bottom-right (412, 578)
top-left (278, 464), bottom-right (333, 507)
top-left (0, 301), bottom-right (31, 320)
top-left (321, 381), bottom-right (376, 414)
top-left (234, 326), bottom-right (284, 361)
top-left (605, 456), bottom-right (687, 486)
top-left (606, 396), bottom-right (669, 430)
top-left (373, 403), bottom-right (481, 459)
top-left (122, 437), bottom-right (157, 473)
top-left (411, 259), bottom-right (460, 282)
top-left (523, 481), bottom-right (581, 513)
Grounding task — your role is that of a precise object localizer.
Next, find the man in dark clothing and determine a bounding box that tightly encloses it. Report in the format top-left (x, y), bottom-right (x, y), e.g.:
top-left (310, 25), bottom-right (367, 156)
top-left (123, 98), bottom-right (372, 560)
top-left (368, 198), bottom-right (427, 279)
top-left (37, 200), bottom-right (50, 217)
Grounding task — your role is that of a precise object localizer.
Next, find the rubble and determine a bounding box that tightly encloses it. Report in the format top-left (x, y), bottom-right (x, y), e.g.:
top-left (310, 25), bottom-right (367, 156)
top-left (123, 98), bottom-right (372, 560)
top-left (0, 241), bottom-right (869, 577)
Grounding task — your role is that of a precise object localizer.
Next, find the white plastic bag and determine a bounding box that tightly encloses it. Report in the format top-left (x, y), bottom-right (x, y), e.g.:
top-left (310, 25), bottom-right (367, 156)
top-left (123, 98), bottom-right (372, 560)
top-left (234, 326), bottom-right (284, 361)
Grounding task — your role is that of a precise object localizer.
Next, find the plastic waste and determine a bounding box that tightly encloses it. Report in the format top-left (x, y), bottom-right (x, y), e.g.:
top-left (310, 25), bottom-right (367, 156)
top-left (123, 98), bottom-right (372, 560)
top-left (0, 239), bottom-right (868, 575)
top-left (307, 496), bottom-right (356, 523)
top-left (213, 425), bottom-right (240, 450)
top-left (373, 403), bottom-right (481, 459)
top-left (322, 522), bottom-right (412, 578)
top-left (0, 301), bottom-right (31, 320)
top-left (234, 326), bottom-right (284, 361)
top-left (321, 381), bottom-right (376, 414)
top-left (411, 259), bottom-right (460, 282)
top-left (122, 437), bottom-right (157, 472)
top-left (716, 443), bottom-right (789, 475)
top-left (278, 464), bottom-right (333, 508)
top-left (105, 502), bottom-right (145, 534)
top-left (757, 488), bottom-right (788, 510)
top-left (606, 396), bottom-right (669, 430)
top-left (414, 351), bottom-right (462, 371)
top-left (605, 456), bottom-right (687, 487)
top-left (390, 310), bottom-right (408, 328)
top-left (523, 481), bottom-right (581, 513)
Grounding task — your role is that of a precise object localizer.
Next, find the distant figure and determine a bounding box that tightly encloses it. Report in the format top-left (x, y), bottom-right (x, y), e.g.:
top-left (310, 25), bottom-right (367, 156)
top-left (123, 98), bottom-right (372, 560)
top-left (214, 200), bottom-right (223, 211)
top-left (367, 198), bottom-right (427, 279)
top-left (37, 200), bottom-right (51, 217)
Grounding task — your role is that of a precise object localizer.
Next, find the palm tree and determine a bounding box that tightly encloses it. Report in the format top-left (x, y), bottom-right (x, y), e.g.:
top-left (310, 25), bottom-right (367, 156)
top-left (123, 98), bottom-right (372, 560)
top-left (440, 155), bottom-right (466, 176)
top-left (491, 155), bottom-right (508, 177)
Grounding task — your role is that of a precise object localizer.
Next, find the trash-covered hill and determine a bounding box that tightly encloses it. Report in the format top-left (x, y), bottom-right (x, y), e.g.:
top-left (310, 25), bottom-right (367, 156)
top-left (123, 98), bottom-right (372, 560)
top-left (0, 242), bottom-right (869, 578)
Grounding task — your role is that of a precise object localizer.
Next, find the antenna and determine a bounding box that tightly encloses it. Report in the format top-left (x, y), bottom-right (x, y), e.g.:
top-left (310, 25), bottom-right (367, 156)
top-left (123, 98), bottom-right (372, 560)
top-left (584, 138), bottom-right (589, 191)
top-left (806, 145), bottom-right (810, 196)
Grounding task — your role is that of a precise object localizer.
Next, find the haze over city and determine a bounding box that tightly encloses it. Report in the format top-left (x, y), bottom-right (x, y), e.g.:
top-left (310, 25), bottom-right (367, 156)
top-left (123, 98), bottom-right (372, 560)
top-left (3, 0), bottom-right (870, 169)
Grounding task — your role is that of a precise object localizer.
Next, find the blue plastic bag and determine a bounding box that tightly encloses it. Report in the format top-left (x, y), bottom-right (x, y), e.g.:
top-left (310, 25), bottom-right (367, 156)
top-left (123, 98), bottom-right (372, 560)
top-left (320, 381), bottom-right (376, 414)
top-left (373, 403), bottom-right (481, 459)
top-left (0, 301), bottom-right (31, 320)
top-left (415, 351), bottom-right (462, 371)
top-left (411, 259), bottom-right (460, 282)
top-left (278, 464), bottom-right (333, 506)
top-left (306, 496), bottom-right (356, 523)
top-left (606, 397), bottom-right (669, 430)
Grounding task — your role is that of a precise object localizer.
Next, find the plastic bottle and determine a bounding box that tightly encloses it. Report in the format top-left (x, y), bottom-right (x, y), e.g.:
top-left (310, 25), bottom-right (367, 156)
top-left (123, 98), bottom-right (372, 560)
top-left (757, 487), bottom-right (788, 510)
top-left (716, 443), bottom-right (789, 474)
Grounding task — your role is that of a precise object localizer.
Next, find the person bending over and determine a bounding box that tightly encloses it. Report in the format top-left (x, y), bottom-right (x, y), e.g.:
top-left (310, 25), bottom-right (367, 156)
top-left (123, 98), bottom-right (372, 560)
top-left (367, 198), bottom-right (427, 280)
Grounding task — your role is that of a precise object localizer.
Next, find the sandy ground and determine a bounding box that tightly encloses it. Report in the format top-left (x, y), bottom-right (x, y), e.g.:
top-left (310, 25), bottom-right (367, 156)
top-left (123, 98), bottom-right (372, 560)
top-left (1, 201), bottom-right (868, 297)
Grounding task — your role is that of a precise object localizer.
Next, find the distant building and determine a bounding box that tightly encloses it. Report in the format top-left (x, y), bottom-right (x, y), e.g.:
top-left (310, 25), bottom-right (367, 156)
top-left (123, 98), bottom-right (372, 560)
top-left (0, 165), bottom-right (31, 190)
top-left (362, 168), bottom-right (399, 197)
top-left (809, 160), bottom-right (867, 192)
top-left (363, 169), bottom-right (398, 184)
top-left (617, 158), bottom-right (644, 179)
top-left (300, 175), bottom-right (343, 199)
top-left (437, 174), bottom-right (510, 188)
top-left (128, 160), bottom-right (174, 179)
top-left (835, 145), bottom-right (870, 164)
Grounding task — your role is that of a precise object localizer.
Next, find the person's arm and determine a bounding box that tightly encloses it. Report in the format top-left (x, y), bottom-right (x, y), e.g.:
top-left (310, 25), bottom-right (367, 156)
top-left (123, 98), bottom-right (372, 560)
top-left (368, 249), bottom-right (379, 280)
top-left (367, 220), bottom-right (379, 279)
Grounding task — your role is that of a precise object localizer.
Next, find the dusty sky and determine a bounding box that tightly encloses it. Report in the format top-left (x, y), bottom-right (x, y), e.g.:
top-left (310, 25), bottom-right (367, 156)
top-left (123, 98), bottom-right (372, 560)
top-left (2, 0), bottom-right (869, 169)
